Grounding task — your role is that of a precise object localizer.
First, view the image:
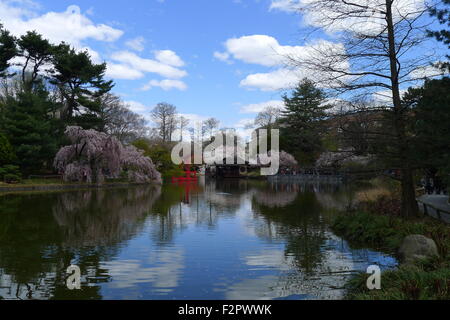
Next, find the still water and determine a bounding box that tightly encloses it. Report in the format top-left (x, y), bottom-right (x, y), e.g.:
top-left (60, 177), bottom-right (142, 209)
top-left (0, 178), bottom-right (396, 300)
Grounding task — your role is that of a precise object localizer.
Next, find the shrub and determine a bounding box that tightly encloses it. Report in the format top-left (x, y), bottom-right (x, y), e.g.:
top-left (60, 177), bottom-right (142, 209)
top-left (0, 165), bottom-right (22, 183)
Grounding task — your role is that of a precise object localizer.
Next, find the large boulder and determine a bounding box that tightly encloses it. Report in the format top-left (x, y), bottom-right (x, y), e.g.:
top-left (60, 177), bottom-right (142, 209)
top-left (398, 235), bottom-right (439, 264)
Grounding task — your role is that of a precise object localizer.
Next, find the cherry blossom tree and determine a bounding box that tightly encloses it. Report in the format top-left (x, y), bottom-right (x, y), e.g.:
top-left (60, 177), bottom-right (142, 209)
top-left (279, 151), bottom-right (298, 168)
top-left (54, 126), bottom-right (161, 184)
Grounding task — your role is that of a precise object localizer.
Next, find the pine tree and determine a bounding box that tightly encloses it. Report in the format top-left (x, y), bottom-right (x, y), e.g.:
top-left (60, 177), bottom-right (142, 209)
top-left (50, 43), bottom-right (114, 130)
top-left (0, 24), bottom-right (17, 78)
top-left (2, 81), bottom-right (61, 174)
top-left (0, 132), bottom-right (16, 166)
top-left (280, 79), bottom-right (330, 164)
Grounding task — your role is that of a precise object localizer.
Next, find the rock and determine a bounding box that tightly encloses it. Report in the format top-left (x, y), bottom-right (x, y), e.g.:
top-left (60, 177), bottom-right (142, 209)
top-left (398, 235), bottom-right (439, 264)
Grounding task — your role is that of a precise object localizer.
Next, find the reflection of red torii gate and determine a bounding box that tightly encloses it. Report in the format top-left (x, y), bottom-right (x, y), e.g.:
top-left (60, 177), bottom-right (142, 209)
top-left (171, 164), bottom-right (198, 183)
top-left (171, 165), bottom-right (200, 204)
top-left (171, 180), bottom-right (200, 204)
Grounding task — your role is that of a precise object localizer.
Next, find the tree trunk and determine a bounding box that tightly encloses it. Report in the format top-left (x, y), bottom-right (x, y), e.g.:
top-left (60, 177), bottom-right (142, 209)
top-left (400, 167), bottom-right (419, 217)
top-left (385, 0), bottom-right (419, 217)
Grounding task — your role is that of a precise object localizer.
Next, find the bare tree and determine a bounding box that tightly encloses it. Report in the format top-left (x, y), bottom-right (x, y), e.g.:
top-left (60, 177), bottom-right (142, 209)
top-left (286, 0), bottom-right (443, 217)
top-left (150, 102), bottom-right (177, 142)
top-left (178, 116), bottom-right (190, 141)
top-left (254, 106), bottom-right (281, 129)
top-left (203, 117), bottom-right (220, 140)
top-left (99, 93), bottom-right (147, 144)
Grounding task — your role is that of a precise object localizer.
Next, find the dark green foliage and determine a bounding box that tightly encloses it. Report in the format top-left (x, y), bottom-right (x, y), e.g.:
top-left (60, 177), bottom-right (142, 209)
top-left (0, 24), bottom-right (17, 78)
top-left (133, 139), bottom-right (184, 178)
top-left (0, 132), bottom-right (16, 165)
top-left (0, 165), bottom-right (22, 183)
top-left (50, 43), bottom-right (114, 129)
top-left (428, 0), bottom-right (449, 70)
top-left (279, 79), bottom-right (331, 165)
top-left (333, 204), bottom-right (450, 300)
top-left (346, 265), bottom-right (450, 300)
top-left (404, 77), bottom-right (450, 182)
top-left (333, 211), bottom-right (406, 251)
top-left (2, 82), bottom-right (61, 174)
top-left (17, 31), bottom-right (54, 85)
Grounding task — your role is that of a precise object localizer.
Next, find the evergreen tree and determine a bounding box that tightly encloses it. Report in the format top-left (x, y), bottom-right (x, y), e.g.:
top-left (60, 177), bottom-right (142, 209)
top-left (17, 31), bottom-right (54, 86)
top-left (406, 77), bottom-right (450, 178)
top-left (0, 24), bottom-right (17, 78)
top-left (2, 81), bottom-right (61, 174)
top-left (428, 0), bottom-right (449, 70)
top-left (50, 43), bottom-right (114, 130)
top-left (279, 79), bottom-right (331, 164)
top-left (0, 132), bottom-right (16, 166)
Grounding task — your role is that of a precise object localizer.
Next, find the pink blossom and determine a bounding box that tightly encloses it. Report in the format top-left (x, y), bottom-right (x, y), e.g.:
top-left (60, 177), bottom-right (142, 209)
top-left (54, 126), bottom-right (161, 184)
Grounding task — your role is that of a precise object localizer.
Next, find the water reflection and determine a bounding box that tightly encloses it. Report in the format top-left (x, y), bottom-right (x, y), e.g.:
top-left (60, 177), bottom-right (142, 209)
top-left (0, 179), bottom-right (396, 300)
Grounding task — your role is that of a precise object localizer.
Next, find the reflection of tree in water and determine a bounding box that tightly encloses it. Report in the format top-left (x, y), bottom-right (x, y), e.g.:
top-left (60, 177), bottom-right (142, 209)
top-left (251, 183), bottom-right (328, 275)
top-left (53, 186), bottom-right (161, 246)
top-left (253, 182), bottom-right (299, 208)
top-left (146, 181), bottom-right (249, 244)
top-left (0, 186), bottom-right (162, 300)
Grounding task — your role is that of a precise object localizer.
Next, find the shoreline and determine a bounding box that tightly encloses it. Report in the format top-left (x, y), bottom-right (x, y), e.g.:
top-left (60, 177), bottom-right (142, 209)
top-left (0, 182), bottom-right (156, 194)
top-left (331, 209), bottom-right (450, 299)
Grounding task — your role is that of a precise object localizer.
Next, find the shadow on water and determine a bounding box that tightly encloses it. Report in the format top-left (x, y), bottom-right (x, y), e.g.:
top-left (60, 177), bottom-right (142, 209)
top-left (0, 179), bottom-right (396, 300)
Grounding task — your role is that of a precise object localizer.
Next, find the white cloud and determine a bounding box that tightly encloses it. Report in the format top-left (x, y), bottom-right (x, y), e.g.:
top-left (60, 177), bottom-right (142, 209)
top-left (219, 35), bottom-right (344, 68)
top-left (125, 36), bottom-right (146, 52)
top-left (111, 51), bottom-right (187, 79)
top-left (220, 35), bottom-right (288, 67)
top-left (240, 68), bottom-right (303, 91)
top-left (240, 100), bottom-right (285, 114)
top-left (179, 113), bottom-right (210, 124)
top-left (0, 2), bottom-right (190, 84)
top-left (409, 64), bottom-right (445, 80)
top-left (106, 63), bottom-right (144, 80)
top-left (0, 3), bottom-right (123, 48)
top-left (124, 100), bottom-right (151, 113)
top-left (269, 0), bottom-right (426, 34)
top-left (216, 35), bottom-right (348, 91)
top-left (141, 79), bottom-right (188, 91)
top-left (154, 50), bottom-right (185, 67)
top-left (235, 118), bottom-right (255, 128)
top-left (213, 51), bottom-right (232, 64)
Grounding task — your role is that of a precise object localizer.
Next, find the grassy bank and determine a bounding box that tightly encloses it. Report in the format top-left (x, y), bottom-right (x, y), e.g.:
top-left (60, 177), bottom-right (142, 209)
top-left (331, 179), bottom-right (450, 299)
top-left (0, 178), bottom-right (155, 195)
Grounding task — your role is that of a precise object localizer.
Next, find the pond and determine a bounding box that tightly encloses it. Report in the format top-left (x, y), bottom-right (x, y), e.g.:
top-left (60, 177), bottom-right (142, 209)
top-left (0, 178), bottom-right (397, 300)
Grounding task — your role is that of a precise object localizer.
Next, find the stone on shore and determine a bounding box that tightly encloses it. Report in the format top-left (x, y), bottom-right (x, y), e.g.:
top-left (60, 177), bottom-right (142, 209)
top-left (398, 235), bottom-right (439, 264)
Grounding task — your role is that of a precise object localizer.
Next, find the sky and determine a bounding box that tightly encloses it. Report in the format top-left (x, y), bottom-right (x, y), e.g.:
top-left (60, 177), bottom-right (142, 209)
top-left (0, 0), bottom-right (444, 138)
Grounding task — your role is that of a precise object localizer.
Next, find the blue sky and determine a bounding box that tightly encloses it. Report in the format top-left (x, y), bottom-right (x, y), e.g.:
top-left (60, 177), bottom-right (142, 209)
top-left (0, 0), bottom-right (444, 136)
top-left (1, 0), bottom-right (312, 130)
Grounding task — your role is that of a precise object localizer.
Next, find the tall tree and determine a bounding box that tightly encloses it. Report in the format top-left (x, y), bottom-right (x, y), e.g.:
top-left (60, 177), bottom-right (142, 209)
top-left (280, 79), bottom-right (330, 164)
top-left (203, 117), bottom-right (220, 141)
top-left (17, 31), bottom-right (54, 86)
top-left (2, 80), bottom-right (60, 174)
top-left (150, 102), bottom-right (177, 142)
top-left (287, 0), bottom-right (437, 217)
top-left (255, 106), bottom-right (281, 129)
top-left (97, 93), bottom-right (147, 143)
top-left (50, 43), bottom-right (113, 129)
top-left (406, 77), bottom-right (450, 177)
top-left (178, 116), bottom-right (190, 142)
top-left (0, 24), bottom-right (17, 78)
